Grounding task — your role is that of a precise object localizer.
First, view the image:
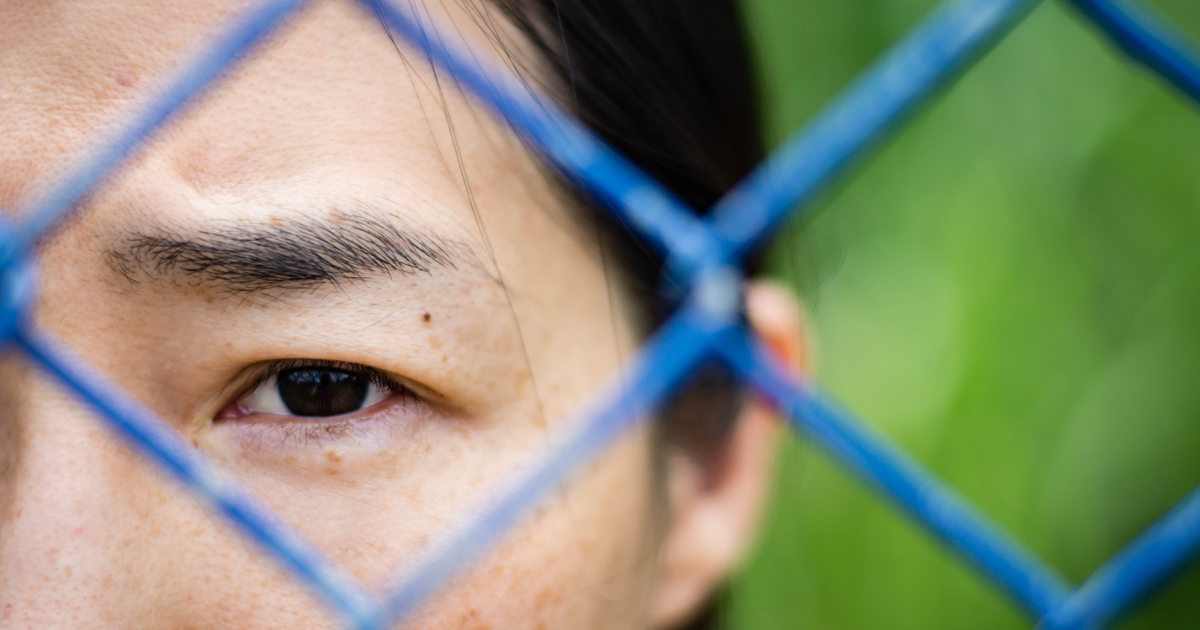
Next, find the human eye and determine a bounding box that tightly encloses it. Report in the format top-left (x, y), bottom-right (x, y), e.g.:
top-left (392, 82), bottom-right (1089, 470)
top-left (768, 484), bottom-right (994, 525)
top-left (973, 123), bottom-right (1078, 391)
top-left (227, 360), bottom-right (401, 418)
top-left (215, 359), bottom-right (417, 448)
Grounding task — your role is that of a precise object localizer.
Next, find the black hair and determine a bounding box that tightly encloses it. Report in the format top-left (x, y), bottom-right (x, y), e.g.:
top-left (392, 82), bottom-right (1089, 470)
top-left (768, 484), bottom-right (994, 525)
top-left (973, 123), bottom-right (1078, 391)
top-left (494, 0), bottom-right (765, 329)
top-left (490, 1), bottom-right (765, 628)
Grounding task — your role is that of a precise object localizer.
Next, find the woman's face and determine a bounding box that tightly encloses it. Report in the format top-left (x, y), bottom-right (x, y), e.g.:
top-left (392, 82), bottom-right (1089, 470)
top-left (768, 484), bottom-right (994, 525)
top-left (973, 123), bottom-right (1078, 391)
top-left (0, 1), bottom-right (789, 628)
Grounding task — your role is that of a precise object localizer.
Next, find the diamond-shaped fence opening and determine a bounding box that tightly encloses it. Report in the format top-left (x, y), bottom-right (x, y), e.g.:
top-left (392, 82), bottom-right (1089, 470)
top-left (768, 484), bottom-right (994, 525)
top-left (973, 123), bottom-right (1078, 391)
top-left (3, 0), bottom-right (1200, 628)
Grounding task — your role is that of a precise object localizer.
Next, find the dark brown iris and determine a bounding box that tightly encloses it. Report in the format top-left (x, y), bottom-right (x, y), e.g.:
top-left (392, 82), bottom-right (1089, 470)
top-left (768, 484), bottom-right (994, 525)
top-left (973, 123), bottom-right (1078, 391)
top-left (277, 368), bottom-right (370, 417)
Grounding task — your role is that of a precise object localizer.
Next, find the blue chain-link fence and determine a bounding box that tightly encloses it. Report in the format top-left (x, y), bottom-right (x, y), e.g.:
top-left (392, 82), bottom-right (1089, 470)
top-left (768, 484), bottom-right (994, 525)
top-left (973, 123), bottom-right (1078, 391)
top-left (4, 0), bottom-right (1200, 627)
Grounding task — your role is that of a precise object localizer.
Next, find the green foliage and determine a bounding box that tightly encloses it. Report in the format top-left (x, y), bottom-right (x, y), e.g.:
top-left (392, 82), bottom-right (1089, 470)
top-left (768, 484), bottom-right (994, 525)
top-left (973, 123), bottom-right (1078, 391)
top-left (730, 1), bottom-right (1200, 628)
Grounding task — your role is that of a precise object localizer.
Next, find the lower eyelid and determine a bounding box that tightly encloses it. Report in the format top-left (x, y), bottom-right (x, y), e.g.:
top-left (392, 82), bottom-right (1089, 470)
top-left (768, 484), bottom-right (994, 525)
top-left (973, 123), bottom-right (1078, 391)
top-left (237, 419), bottom-right (362, 450)
top-left (215, 392), bottom-right (420, 453)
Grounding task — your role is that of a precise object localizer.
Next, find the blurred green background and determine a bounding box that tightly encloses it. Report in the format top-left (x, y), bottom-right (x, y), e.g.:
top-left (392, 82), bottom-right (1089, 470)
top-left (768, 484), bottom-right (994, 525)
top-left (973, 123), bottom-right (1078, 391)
top-left (727, 1), bottom-right (1200, 628)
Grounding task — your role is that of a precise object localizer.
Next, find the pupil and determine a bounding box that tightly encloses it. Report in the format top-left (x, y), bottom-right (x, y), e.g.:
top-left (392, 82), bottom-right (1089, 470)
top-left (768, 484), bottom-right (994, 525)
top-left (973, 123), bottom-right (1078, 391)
top-left (277, 368), bottom-right (369, 417)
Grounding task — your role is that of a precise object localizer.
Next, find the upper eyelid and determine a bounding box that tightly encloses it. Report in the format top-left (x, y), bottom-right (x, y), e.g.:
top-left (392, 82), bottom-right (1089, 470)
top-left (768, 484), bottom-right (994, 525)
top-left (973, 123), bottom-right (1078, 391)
top-left (216, 358), bottom-right (456, 421)
top-left (239, 359), bottom-right (404, 400)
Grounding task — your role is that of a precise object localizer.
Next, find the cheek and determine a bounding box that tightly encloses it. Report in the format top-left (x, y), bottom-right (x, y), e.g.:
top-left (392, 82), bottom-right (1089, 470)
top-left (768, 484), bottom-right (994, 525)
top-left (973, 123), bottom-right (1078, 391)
top-left (144, 424), bottom-right (663, 630)
top-left (42, 426), bottom-right (664, 630)
top-left (397, 427), bottom-right (663, 630)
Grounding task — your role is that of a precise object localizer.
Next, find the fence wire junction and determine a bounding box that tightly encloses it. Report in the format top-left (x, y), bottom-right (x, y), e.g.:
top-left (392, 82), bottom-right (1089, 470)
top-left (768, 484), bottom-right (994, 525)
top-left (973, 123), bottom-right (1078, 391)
top-left (4, 0), bottom-right (1200, 628)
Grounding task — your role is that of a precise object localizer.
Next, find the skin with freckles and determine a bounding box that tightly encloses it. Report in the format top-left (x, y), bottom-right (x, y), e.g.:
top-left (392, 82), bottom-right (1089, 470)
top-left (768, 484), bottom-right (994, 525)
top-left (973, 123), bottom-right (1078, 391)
top-left (0, 1), bottom-right (801, 628)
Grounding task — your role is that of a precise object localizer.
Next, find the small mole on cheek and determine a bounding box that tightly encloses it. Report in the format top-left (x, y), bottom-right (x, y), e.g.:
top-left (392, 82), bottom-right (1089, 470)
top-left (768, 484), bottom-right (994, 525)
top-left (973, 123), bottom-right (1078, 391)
top-left (114, 71), bottom-right (137, 88)
top-left (324, 448), bottom-right (343, 463)
top-left (422, 312), bottom-right (431, 322)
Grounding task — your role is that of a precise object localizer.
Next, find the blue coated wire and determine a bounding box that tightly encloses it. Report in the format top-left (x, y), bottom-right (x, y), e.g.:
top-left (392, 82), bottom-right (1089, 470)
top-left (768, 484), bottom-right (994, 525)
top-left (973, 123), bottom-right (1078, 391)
top-left (16, 326), bottom-right (382, 629)
top-left (713, 327), bottom-right (1072, 619)
top-left (363, 0), bottom-right (721, 268)
top-left (4, 0), bottom-right (311, 268)
top-left (1041, 484), bottom-right (1200, 630)
top-left (5, 0), bottom-right (1200, 624)
top-left (380, 304), bottom-right (732, 627)
top-left (706, 0), bottom-right (1042, 263)
top-left (1066, 0), bottom-right (1200, 106)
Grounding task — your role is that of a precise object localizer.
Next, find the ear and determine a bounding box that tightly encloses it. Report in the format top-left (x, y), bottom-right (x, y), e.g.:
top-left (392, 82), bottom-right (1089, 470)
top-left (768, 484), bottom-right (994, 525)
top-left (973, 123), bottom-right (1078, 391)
top-left (649, 280), bottom-right (807, 628)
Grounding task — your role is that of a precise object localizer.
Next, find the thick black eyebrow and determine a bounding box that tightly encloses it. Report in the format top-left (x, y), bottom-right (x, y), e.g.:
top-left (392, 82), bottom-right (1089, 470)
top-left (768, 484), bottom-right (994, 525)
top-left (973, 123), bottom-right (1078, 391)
top-left (105, 211), bottom-right (469, 294)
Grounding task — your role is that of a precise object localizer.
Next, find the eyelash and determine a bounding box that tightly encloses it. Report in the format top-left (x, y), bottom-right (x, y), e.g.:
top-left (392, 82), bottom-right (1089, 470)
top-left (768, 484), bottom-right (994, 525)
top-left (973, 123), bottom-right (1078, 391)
top-left (240, 358), bottom-right (404, 402)
top-left (220, 360), bottom-right (413, 449)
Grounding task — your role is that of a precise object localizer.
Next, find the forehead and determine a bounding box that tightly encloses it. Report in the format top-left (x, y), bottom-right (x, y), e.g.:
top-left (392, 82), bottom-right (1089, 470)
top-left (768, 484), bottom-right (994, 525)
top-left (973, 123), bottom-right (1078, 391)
top-left (0, 0), bottom-right (553, 240)
top-left (0, 0), bottom-right (629, 422)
